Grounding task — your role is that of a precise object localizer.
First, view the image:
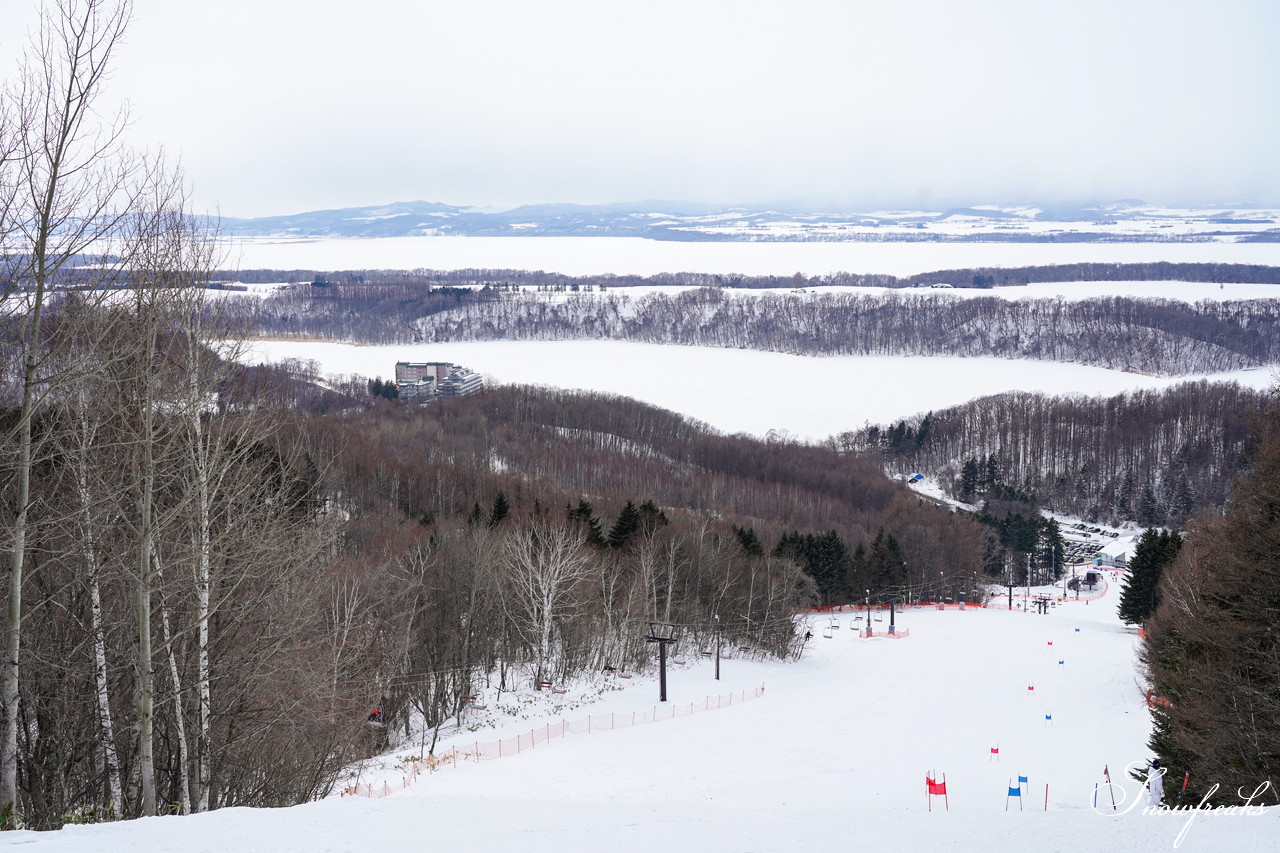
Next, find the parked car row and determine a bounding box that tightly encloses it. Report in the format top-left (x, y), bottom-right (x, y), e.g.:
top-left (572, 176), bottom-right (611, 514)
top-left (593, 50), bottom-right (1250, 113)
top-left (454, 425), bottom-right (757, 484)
top-left (1069, 522), bottom-right (1121, 539)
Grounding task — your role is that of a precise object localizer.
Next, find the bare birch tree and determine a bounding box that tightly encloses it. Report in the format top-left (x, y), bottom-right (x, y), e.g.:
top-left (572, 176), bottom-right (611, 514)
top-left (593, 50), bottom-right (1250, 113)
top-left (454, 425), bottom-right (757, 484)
top-left (0, 0), bottom-right (136, 821)
top-left (500, 521), bottom-right (593, 684)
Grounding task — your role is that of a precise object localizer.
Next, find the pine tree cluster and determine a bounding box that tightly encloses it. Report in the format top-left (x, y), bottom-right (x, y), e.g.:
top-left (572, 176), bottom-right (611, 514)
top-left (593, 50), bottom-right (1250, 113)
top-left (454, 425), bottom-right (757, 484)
top-left (1117, 529), bottom-right (1182, 626)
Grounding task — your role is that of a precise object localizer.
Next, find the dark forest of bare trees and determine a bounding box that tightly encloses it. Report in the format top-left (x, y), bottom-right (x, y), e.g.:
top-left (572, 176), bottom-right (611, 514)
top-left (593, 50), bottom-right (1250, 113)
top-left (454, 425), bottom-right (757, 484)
top-left (0, 0), bottom-right (372, 827)
top-left (287, 381), bottom-right (991, 698)
top-left (250, 285), bottom-right (1280, 376)
top-left (837, 381), bottom-right (1266, 525)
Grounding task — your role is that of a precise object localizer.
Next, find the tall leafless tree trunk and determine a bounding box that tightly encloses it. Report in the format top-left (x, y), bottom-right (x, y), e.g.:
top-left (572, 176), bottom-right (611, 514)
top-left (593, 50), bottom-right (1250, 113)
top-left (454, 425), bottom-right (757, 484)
top-left (63, 393), bottom-right (125, 816)
top-left (0, 0), bottom-right (135, 820)
top-left (500, 521), bottom-right (593, 684)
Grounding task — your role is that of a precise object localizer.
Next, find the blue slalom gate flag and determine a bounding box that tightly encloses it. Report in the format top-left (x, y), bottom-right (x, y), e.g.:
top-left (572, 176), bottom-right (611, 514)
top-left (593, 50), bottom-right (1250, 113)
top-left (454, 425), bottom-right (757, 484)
top-left (1007, 778), bottom-right (1025, 810)
top-left (1018, 775), bottom-right (1029, 784)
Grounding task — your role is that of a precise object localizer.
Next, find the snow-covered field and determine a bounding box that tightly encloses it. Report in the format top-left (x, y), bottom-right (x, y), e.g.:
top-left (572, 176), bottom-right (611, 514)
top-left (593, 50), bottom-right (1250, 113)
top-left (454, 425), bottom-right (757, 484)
top-left (246, 339), bottom-right (1277, 441)
top-left (15, 580), bottom-right (1275, 852)
top-left (225, 235), bottom-right (1280, 278)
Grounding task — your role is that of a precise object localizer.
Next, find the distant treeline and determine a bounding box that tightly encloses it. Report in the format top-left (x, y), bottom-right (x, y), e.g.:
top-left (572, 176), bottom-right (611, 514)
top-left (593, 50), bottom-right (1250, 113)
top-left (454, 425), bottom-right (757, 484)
top-left (250, 284), bottom-right (1280, 376)
top-left (837, 380), bottom-right (1267, 525)
top-left (224, 261), bottom-right (1280, 289)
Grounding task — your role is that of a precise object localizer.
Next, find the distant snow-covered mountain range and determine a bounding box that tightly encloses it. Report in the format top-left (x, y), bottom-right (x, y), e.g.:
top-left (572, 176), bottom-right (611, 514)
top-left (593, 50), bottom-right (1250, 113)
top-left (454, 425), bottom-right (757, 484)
top-left (221, 200), bottom-right (1280, 242)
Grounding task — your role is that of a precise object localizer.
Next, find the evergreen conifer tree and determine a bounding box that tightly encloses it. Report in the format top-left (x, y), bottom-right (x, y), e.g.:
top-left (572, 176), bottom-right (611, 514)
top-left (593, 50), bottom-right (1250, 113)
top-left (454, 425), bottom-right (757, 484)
top-left (984, 454), bottom-right (1000, 488)
top-left (774, 530), bottom-right (850, 604)
top-left (1138, 484), bottom-right (1162, 526)
top-left (1037, 519), bottom-right (1066, 579)
top-left (637, 499), bottom-right (668, 534)
top-left (1118, 528), bottom-right (1182, 625)
top-left (847, 542), bottom-right (868, 591)
top-left (607, 500), bottom-right (640, 549)
top-left (959, 458), bottom-right (979, 502)
top-left (488, 491), bottom-right (510, 528)
top-left (733, 525), bottom-right (764, 557)
top-left (567, 499), bottom-right (606, 547)
top-left (1118, 470), bottom-right (1135, 516)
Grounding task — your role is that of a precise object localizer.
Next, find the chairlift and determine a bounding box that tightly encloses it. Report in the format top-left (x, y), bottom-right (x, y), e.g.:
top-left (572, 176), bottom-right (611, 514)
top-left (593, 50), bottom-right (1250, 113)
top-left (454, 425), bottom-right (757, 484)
top-left (701, 650), bottom-right (713, 658)
top-left (673, 658), bottom-right (687, 666)
top-left (822, 627), bottom-right (834, 639)
top-left (874, 611), bottom-right (884, 622)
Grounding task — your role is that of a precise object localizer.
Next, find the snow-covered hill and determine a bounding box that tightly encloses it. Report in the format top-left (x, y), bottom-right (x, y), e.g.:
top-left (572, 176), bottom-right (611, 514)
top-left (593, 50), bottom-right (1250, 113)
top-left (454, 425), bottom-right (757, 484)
top-left (13, 581), bottom-right (1275, 852)
top-left (221, 199), bottom-right (1280, 243)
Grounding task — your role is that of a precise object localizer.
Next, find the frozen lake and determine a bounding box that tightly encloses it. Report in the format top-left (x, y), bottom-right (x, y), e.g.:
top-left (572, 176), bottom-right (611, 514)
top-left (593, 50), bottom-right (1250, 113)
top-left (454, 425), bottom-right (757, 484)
top-left (245, 339), bottom-right (1278, 441)
top-left (225, 235), bottom-right (1280, 278)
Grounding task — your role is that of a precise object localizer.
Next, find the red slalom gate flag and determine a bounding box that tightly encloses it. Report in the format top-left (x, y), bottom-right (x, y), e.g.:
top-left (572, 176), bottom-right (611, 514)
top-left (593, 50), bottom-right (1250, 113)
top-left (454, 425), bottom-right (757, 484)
top-left (926, 772), bottom-right (949, 811)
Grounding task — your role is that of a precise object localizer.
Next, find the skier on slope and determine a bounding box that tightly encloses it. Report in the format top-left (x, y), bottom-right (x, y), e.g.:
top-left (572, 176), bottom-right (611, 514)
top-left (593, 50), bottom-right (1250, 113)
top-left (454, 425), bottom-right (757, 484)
top-left (1147, 758), bottom-right (1164, 805)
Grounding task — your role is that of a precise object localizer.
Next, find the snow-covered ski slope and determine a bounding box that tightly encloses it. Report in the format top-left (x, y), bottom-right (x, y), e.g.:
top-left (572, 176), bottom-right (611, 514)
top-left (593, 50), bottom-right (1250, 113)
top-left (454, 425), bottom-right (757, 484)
top-left (16, 580), bottom-right (1275, 852)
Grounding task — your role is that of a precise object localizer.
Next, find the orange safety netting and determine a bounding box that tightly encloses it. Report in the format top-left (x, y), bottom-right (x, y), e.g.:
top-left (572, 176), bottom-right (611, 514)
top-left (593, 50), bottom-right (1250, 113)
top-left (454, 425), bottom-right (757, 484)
top-left (342, 684), bottom-right (767, 799)
top-left (858, 627), bottom-right (910, 638)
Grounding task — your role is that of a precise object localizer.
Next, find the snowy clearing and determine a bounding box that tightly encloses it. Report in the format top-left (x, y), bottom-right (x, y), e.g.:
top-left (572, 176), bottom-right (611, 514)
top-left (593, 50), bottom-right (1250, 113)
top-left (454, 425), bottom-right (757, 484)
top-left (14, 581), bottom-right (1275, 852)
top-left (243, 339), bottom-right (1278, 441)
top-left (224, 235), bottom-right (1280, 278)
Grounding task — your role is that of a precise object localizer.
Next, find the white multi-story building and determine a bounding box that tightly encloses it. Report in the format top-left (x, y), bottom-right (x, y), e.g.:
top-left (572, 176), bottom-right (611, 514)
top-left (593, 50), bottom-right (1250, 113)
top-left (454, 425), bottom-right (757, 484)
top-left (394, 361), bottom-right (484, 402)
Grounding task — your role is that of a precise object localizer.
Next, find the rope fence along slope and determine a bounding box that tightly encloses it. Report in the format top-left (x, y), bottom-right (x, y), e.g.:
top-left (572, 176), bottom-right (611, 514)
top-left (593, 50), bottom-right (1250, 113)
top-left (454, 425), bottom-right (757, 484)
top-left (341, 683), bottom-right (767, 799)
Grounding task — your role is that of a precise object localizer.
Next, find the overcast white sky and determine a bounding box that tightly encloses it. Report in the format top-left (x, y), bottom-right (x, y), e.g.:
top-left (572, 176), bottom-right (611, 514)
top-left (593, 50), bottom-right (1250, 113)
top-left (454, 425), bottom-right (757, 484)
top-left (3, 0), bottom-right (1278, 217)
